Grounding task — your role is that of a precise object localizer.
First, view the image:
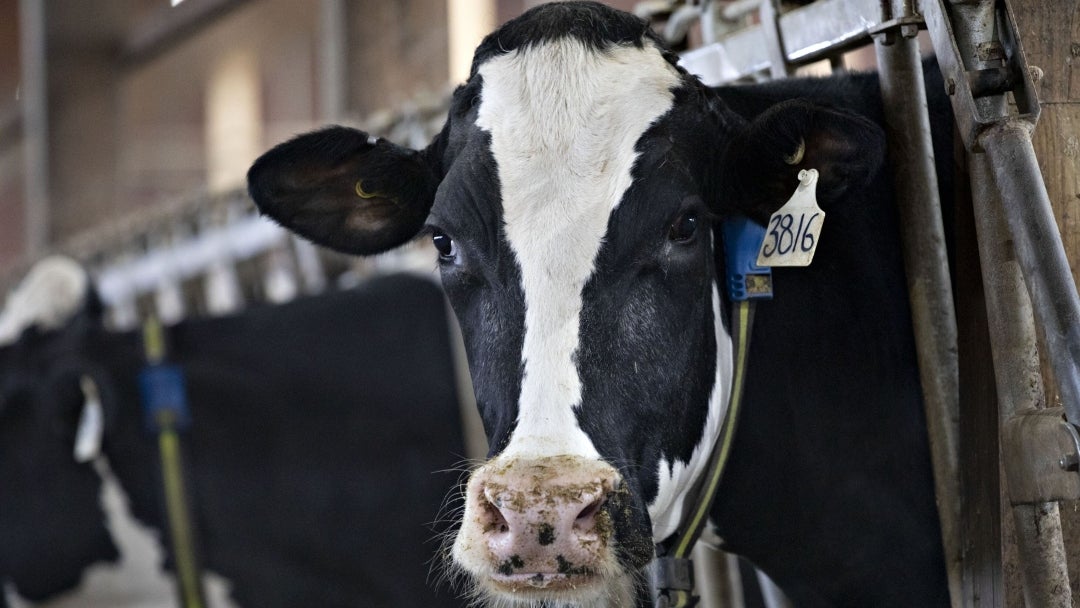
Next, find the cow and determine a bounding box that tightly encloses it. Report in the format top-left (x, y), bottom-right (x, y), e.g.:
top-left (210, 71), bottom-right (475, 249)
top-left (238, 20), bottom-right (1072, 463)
top-left (246, 2), bottom-right (952, 606)
top-left (0, 265), bottom-right (468, 608)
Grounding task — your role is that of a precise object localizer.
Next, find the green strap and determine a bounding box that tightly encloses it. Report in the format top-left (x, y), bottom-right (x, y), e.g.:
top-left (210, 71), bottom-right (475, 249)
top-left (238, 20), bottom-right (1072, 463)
top-left (159, 424), bottom-right (206, 608)
top-left (670, 299), bottom-right (755, 559)
top-left (143, 317), bottom-right (206, 608)
top-left (655, 300), bottom-right (755, 608)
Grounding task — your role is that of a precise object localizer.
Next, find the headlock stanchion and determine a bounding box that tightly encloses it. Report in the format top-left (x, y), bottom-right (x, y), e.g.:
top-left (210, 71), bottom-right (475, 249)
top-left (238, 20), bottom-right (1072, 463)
top-left (970, 155), bottom-right (1074, 607)
top-left (871, 2), bottom-right (963, 603)
top-left (917, 0), bottom-right (1080, 605)
top-left (696, 0), bottom-right (1080, 605)
top-left (140, 316), bottom-right (207, 608)
top-left (920, 0), bottom-right (1080, 424)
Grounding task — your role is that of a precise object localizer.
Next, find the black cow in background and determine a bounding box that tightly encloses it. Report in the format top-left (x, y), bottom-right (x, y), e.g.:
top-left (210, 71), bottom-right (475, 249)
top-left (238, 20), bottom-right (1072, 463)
top-left (0, 271), bottom-right (467, 608)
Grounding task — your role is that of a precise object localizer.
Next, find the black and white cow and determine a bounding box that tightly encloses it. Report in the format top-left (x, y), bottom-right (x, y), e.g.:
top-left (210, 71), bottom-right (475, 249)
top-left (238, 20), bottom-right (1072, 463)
top-left (247, 2), bottom-right (952, 606)
top-left (0, 268), bottom-right (467, 608)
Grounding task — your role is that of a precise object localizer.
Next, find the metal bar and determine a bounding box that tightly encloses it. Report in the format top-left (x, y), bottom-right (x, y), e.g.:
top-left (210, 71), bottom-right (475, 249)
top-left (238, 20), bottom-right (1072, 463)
top-left (758, 0), bottom-right (791, 79)
top-left (919, 0), bottom-right (1041, 147)
top-left (981, 123), bottom-right (1080, 426)
top-left (1012, 504), bottom-right (1072, 608)
top-left (318, 0), bottom-right (348, 122)
top-left (970, 153), bottom-right (1073, 608)
top-left (19, 0), bottom-right (48, 257)
top-left (692, 543), bottom-right (746, 608)
top-left (0, 106), bottom-right (22, 151)
top-left (713, 0), bottom-right (883, 80)
top-left (755, 568), bottom-right (793, 608)
top-left (874, 19), bottom-right (962, 608)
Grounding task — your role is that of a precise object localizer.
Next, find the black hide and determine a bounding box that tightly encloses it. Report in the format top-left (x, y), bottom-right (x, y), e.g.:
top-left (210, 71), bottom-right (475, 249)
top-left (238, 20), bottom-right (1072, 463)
top-left (708, 63), bottom-right (954, 607)
top-left (0, 274), bottom-right (468, 608)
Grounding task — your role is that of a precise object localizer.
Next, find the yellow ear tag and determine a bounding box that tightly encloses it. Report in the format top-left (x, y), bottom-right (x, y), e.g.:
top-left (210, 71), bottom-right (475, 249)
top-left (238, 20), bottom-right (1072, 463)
top-left (756, 168), bottom-right (824, 267)
top-left (355, 180), bottom-right (378, 199)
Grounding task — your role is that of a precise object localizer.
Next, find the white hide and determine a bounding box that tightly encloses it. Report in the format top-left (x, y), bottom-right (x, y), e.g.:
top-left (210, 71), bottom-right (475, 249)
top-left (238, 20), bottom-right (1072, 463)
top-left (0, 256), bottom-right (89, 347)
top-left (476, 38), bottom-right (735, 543)
top-left (476, 38), bottom-right (682, 461)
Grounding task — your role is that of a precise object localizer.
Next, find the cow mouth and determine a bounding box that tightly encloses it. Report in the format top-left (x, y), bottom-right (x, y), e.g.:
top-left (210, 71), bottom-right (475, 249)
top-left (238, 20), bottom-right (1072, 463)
top-left (483, 568), bottom-right (617, 605)
top-left (489, 570), bottom-right (597, 591)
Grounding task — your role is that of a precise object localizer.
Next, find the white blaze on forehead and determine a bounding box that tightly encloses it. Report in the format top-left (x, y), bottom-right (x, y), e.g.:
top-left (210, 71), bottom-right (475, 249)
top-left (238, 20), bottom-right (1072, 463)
top-left (475, 39), bottom-right (681, 458)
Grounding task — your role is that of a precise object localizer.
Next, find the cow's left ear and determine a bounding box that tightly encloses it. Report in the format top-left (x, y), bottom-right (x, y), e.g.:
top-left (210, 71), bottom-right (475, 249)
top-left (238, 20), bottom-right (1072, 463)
top-left (717, 99), bottom-right (885, 223)
top-left (247, 126), bottom-right (441, 256)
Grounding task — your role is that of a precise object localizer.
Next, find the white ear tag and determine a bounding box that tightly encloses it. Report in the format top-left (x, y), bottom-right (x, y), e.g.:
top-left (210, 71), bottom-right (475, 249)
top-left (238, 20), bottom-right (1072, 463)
top-left (74, 375), bottom-right (104, 463)
top-left (756, 168), bottom-right (825, 267)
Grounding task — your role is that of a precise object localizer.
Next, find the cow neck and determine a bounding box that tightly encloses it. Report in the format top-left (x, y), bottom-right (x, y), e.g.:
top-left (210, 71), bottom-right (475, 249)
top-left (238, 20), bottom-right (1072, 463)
top-left (651, 298), bottom-right (757, 608)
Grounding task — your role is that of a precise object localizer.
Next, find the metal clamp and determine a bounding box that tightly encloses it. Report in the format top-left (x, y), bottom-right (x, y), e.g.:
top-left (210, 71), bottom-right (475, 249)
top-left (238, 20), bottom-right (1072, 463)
top-left (1002, 408), bottom-right (1080, 505)
top-left (653, 556), bottom-right (699, 608)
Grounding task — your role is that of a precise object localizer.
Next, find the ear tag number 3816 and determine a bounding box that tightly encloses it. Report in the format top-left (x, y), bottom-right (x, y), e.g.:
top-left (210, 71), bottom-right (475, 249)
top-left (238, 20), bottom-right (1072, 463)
top-left (756, 168), bottom-right (824, 267)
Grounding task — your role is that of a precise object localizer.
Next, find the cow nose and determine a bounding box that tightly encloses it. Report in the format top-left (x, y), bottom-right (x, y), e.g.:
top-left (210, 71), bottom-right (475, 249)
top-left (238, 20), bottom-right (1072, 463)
top-left (481, 481), bottom-right (606, 552)
top-left (463, 456), bottom-right (621, 579)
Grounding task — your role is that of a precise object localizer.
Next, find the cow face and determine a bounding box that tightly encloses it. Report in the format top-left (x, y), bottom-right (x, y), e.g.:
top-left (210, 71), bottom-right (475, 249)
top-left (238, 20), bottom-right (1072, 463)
top-left (249, 3), bottom-right (883, 605)
top-left (0, 327), bottom-right (120, 601)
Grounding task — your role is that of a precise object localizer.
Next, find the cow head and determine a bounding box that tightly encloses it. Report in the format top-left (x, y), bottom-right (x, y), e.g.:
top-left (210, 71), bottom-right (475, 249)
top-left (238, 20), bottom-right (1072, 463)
top-left (0, 261), bottom-right (120, 601)
top-left (248, 2), bottom-right (883, 605)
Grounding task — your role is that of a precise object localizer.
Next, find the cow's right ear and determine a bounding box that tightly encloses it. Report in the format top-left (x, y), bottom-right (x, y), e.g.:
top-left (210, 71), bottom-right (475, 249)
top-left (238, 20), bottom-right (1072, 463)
top-left (247, 126), bottom-right (440, 256)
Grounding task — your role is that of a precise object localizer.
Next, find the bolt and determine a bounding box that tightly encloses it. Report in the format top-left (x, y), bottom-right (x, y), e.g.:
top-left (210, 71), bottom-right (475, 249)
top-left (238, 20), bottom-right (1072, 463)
top-left (945, 78), bottom-right (957, 95)
top-left (1059, 453), bottom-right (1079, 471)
top-left (900, 23), bottom-right (919, 39)
top-left (1028, 65), bottom-right (1044, 84)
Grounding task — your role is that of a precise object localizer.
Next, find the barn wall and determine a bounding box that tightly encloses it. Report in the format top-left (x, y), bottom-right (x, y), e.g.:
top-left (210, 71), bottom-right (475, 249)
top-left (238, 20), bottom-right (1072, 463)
top-left (346, 0), bottom-right (450, 117)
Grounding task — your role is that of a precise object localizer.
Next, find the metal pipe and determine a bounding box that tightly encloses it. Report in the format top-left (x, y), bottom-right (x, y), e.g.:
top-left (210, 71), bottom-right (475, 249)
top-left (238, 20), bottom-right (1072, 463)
top-left (759, 0), bottom-right (790, 78)
top-left (981, 123), bottom-right (1080, 425)
top-left (319, 0), bottom-right (348, 122)
top-left (19, 0), bottom-right (49, 257)
top-left (970, 153), bottom-right (1073, 608)
top-left (755, 567), bottom-right (793, 608)
top-left (1012, 503), bottom-right (1072, 608)
top-left (691, 543), bottom-right (745, 608)
top-left (874, 20), bottom-right (962, 608)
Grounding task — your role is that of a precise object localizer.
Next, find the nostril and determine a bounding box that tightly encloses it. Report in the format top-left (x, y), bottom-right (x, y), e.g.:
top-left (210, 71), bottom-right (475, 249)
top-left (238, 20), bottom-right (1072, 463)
top-left (481, 488), bottom-right (511, 535)
top-left (574, 494), bottom-right (605, 528)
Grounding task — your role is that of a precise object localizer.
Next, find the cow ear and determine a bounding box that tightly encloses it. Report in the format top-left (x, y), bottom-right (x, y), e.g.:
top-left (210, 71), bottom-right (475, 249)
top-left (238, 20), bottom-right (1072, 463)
top-left (247, 126), bottom-right (440, 256)
top-left (717, 99), bottom-right (884, 223)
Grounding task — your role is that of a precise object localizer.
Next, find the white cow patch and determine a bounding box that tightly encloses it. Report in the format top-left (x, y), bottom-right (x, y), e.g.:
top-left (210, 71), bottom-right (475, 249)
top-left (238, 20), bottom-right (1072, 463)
top-left (475, 38), bottom-right (682, 461)
top-left (0, 256), bottom-right (89, 347)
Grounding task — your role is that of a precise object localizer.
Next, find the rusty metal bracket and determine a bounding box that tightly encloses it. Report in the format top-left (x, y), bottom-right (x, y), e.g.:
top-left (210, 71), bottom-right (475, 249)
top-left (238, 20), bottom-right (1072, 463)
top-left (867, 15), bottom-right (924, 45)
top-left (919, 0), bottom-right (1040, 150)
top-left (922, 0), bottom-right (1080, 436)
top-left (1002, 408), bottom-right (1080, 505)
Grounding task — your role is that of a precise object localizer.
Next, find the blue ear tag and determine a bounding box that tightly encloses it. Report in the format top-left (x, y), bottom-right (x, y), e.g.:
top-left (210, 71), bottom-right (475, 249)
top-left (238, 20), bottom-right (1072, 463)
top-left (722, 217), bottom-right (774, 302)
top-left (138, 364), bottom-right (192, 432)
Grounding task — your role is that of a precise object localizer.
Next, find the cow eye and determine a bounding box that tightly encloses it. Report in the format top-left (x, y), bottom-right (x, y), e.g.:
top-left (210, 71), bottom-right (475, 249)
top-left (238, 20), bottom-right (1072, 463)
top-left (669, 211), bottom-right (698, 243)
top-left (431, 230), bottom-right (457, 260)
